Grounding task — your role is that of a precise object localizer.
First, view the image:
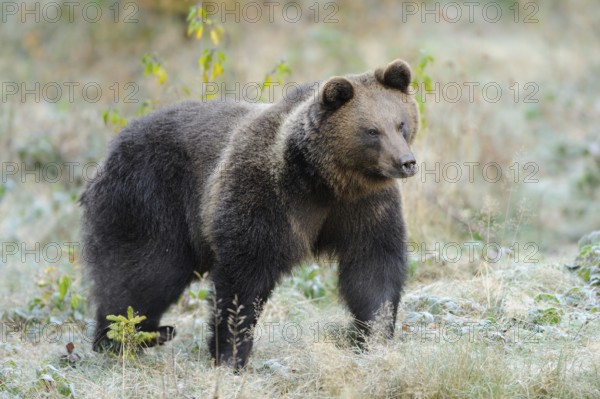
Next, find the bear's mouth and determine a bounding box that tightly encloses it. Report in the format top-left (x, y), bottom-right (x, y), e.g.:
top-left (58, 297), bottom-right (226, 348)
top-left (381, 163), bottom-right (417, 179)
top-left (364, 168), bottom-right (393, 181)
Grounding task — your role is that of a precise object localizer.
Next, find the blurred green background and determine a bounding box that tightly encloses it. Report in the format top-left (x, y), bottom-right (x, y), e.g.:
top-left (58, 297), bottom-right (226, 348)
top-left (2, 0), bottom-right (599, 263)
top-left (1, 1), bottom-right (600, 397)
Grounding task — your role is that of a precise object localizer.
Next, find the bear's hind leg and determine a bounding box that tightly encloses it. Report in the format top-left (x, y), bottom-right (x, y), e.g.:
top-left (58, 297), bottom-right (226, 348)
top-left (90, 245), bottom-right (197, 352)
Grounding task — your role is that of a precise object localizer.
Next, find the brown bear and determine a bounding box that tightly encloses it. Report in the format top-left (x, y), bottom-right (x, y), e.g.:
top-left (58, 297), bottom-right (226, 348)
top-left (79, 59), bottom-right (420, 369)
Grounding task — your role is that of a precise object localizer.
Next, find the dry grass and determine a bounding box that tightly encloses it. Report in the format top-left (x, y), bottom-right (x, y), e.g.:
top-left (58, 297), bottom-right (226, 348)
top-left (2, 257), bottom-right (599, 398)
top-left (1, 0), bottom-right (600, 397)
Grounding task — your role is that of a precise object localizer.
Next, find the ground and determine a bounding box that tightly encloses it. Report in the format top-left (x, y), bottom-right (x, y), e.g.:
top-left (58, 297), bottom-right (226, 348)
top-left (1, 1), bottom-right (599, 397)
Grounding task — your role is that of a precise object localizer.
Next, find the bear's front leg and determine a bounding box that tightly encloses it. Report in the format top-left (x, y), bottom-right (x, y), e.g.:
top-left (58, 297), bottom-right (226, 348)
top-left (324, 189), bottom-right (408, 343)
top-left (338, 250), bottom-right (405, 341)
top-left (208, 263), bottom-right (280, 369)
top-left (204, 178), bottom-right (298, 369)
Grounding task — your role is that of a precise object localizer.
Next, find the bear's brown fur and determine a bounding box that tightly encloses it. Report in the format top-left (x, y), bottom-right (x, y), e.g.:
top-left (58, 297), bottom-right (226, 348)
top-left (80, 59), bottom-right (420, 369)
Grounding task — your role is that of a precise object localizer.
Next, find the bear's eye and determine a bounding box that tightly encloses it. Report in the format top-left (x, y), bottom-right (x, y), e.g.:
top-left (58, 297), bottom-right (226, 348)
top-left (366, 128), bottom-right (380, 138)
top-left (398, 122), bottom-right (405, 132)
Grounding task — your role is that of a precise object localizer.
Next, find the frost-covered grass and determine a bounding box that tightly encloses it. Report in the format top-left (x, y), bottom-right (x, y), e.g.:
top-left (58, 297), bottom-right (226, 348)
top-left (1, 256), bottom-right (599, 398)
top-left (1, 0), bottom-right (600, 397)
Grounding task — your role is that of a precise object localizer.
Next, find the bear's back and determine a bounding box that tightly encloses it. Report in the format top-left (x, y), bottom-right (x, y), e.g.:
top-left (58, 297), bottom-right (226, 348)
top-left (80, 100), bottom-right (267, 243)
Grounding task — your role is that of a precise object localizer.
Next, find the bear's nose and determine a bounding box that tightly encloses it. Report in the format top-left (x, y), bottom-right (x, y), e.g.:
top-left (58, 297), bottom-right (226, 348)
top-left (399, 154), bottom-right (416, 169)
top-left (396, 154), bottom-right (417, 177)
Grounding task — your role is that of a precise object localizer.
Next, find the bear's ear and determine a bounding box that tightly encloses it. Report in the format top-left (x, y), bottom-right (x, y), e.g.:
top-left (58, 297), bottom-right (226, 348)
top-left (321, 77), bottom-right (354, 110)
top-left (375, 59), bottom-right (412, 94)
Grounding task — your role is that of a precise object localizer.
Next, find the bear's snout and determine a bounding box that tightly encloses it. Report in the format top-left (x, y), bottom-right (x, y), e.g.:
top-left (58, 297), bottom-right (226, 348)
top-left (396, 154), bottom-right (417, 178)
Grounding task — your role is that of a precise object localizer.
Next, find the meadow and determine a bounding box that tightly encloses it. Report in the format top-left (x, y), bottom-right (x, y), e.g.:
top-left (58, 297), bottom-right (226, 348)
top-left (1, 0), bottom-right (599, 397)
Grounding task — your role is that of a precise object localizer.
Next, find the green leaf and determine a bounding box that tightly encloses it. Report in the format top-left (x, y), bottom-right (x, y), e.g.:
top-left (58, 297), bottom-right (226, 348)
top-left (71, 293), bottom-right (82, 310)
top-left (534, 293), bottom-right (560, 304)
top-left (58, 276), bottom-right (71, 301)
top-left (186, 6), bottom-right (197, 22)
top-left (533, 307), bottom-right (562, 325)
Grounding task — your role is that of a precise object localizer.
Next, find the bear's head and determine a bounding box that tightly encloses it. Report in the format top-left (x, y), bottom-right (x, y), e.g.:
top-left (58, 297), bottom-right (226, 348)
top-left (308, 59), bottom-right (420, 199)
